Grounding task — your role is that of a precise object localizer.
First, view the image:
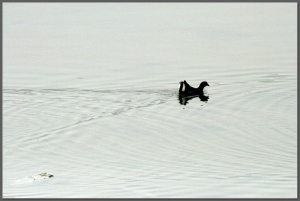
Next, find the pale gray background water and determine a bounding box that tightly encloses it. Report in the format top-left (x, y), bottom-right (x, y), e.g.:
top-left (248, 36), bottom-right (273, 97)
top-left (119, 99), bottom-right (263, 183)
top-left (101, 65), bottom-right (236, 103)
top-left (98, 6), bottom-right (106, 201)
top-left (3, 3), bottom-right (297, 198)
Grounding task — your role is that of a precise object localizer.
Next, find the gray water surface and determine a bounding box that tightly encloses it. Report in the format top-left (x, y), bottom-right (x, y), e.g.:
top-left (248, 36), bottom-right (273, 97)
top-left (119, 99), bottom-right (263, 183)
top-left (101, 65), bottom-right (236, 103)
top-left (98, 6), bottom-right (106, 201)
top-left (3, 3), bottom-right (297, 198)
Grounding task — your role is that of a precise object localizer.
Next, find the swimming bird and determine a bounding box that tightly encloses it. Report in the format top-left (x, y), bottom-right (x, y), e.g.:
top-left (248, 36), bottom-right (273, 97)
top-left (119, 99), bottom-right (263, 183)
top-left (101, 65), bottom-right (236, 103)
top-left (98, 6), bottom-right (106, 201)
top-left (178, 80), bottom-right (209, 96)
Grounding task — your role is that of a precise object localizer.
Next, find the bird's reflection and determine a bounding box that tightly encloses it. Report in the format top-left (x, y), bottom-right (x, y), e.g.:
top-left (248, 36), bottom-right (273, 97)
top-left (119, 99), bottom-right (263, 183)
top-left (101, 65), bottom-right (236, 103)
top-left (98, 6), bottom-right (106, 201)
top-left (178, 94), bottom-right (209, 105)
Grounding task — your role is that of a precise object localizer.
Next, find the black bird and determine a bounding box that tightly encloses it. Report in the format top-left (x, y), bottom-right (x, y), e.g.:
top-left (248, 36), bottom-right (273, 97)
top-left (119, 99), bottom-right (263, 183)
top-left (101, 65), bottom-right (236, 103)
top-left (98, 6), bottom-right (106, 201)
top-left (178, 80), bottom-right (209, 96)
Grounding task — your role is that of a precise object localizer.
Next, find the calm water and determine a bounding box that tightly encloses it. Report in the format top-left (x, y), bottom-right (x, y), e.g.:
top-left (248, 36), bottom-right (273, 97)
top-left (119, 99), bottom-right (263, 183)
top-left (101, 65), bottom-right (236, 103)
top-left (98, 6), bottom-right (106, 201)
top-left (3, 3), bottom-right (297, 198)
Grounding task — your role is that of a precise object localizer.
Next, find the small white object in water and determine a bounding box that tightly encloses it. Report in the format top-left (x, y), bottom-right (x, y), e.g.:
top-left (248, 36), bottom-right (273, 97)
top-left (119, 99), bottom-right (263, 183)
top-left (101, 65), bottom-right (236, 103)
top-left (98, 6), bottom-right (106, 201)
top-left (13, 173), bottom-right (54, 185)
top-left (39, 172), bottom-right (54, 178)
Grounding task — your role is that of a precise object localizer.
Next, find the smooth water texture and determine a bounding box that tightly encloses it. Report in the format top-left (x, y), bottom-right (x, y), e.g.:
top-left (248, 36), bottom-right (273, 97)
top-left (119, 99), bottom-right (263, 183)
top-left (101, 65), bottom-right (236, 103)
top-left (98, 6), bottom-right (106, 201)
top-left (3, 3), bottom-right (297, 198)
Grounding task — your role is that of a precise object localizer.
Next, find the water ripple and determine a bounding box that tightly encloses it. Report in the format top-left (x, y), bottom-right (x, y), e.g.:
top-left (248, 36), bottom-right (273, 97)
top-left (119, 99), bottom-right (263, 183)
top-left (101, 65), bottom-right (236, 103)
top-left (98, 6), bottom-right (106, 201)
top-left (3, 70), bottom-right (296, 198)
